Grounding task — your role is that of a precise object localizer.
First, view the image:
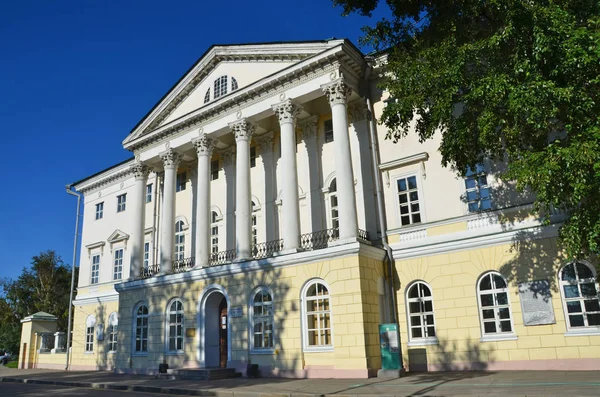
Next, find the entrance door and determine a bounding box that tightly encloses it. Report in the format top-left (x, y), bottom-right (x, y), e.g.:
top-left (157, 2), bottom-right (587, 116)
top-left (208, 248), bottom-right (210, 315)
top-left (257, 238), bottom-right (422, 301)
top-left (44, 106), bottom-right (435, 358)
top-left (219, 297), bottom-right (227, 368)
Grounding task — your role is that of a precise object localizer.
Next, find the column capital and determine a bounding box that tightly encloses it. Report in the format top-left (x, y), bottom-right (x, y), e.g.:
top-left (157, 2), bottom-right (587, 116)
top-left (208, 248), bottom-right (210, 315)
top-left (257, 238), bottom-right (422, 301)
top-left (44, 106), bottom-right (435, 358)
top-left (347, 100), bottom-right (370, 124)
top-left (160, 148), bottom-right (183, 170)
top-left (219, 147), bottom-right (236, 167)
top-left (322, 78), bottom-right (352, 106)
top-left (130, 162), bottom-right (150, 181)
top-left (192, 134), bottom-right (216, 157)
top-left (272, 99), bottom-right (302, 125)
top-left (299, 115), bottom-right (319, 140)
top-left (255, 131), bottom-right (275, 153)
top-left (230, 119), bottom-right (255, 142)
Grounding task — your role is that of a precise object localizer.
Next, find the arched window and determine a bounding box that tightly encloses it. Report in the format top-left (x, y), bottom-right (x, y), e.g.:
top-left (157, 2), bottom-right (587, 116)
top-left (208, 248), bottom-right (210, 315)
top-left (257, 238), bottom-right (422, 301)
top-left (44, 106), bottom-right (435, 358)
top-left (85, 315), bottom-right (96, 353)
top-left (108, 312), bottom-right (118, 353)
top-left (559, 262), bottom-right (600, 330)
top-left (167, 299), bottom-right (184, 352)
top-left (175, 220), bottom-right (185, 260)
top-left (329, 179), bottom-right (339, 233)
top-left (406, 282), bottom-right (437, 342)
top-left (231, 77), bottom-right (238, 91)
top-left (251, 288), bottom-right (274, 351)
top-left (302, 279), bottom-right (332, 350)
top-left (477, 272), bottom-right (514, 337)
top-left (213, 75), bottom-right (228, 99)
top-left (134, 304), bottom-right (149, 353)
top-left (211, 211), bottom-right (219, 255)
top-left (204, 88), bottom-right (210, 104)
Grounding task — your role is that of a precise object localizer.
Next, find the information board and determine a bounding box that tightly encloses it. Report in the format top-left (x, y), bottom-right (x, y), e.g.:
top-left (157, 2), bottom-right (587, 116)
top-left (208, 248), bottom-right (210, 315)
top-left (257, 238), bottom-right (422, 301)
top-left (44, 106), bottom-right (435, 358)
top-left (379, 323), bottom-right (401, 370)
top-left (518, 280), bottom-right (556, 326)
top-left (230, 306), bottom-right (243, 318)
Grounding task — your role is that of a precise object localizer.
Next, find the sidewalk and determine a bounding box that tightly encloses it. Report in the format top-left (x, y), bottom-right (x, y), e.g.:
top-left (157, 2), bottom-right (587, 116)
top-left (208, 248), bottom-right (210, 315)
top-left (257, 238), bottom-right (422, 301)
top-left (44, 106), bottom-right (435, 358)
top-left (1, 367), bottom-right (600, 396)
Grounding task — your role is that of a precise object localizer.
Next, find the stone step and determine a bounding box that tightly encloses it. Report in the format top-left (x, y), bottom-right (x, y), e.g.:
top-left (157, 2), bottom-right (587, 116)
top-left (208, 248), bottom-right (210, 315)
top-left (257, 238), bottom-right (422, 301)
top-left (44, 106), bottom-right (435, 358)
top-left (166, 367), bottom-right (241, 381)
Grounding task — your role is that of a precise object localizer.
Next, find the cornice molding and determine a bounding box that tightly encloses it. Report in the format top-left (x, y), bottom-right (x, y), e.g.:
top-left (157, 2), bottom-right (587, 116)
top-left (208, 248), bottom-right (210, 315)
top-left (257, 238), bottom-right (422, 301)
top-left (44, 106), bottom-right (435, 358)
top-left (76, 161), bottom-right (135, 195)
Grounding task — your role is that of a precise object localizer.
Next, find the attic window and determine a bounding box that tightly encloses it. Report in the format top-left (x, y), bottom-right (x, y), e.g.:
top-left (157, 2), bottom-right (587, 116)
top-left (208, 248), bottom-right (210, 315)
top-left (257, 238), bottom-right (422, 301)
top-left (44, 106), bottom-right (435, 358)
top-left (214, 76), bottom-right (228, 99)
top-left (232, 77), bottom-right (238, 91)
top-left (204, 89), bottom-right (210, 104)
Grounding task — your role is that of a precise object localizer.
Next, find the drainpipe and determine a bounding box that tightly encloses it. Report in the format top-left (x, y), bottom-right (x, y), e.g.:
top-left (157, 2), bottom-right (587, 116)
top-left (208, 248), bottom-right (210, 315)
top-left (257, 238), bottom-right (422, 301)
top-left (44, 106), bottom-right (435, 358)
top-left (364, 68), bottom-right (398, 325)
top-left (65, 184), bottom-right (82, 370)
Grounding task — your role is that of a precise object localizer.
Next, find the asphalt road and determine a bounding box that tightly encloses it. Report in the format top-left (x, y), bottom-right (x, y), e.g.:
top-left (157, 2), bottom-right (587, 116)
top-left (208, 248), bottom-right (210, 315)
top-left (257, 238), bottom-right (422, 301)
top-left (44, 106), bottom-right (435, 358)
top-left (1, 383), bottom-right (172, 397)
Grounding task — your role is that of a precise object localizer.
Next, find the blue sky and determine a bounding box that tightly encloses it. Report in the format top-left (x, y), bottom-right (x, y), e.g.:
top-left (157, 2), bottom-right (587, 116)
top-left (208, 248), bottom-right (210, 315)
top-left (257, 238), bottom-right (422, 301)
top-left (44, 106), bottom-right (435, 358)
top-left (0, 0), bottom-right (389, 282)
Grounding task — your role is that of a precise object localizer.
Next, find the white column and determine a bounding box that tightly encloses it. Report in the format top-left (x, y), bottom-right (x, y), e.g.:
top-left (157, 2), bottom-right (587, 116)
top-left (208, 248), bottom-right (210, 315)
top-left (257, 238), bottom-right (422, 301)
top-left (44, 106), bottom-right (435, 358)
top-left (256, 132), bottom-right (277, 241)
top-left (220, 147), bottom-right (236, 251)
top-left (322, 79), bottom-right (358, 240)
top-left (159, 148), bottom-right (182, 273)
top-left (272, 100), bottom-right (302, 251)
top-left (129, 161), bottom-right (149, 280)
top-left (230, 120), bottom-right (254, 261)
top-left (300, 116), bottom-right (323, 233)
top-left (193, 134), bottom-right (215, 267)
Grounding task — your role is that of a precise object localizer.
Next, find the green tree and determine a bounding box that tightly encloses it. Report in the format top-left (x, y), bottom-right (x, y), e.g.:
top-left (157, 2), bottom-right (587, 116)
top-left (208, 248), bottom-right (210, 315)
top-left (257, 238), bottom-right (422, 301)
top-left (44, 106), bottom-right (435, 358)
top-left (334, 0), bottom-right (600, 261)
top-left (0, 251), bottom-right (77, 354)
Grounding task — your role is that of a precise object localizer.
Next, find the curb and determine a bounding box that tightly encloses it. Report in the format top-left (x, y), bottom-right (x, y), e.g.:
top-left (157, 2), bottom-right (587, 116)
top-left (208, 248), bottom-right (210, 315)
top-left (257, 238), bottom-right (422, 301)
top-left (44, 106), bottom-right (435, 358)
top-left (0, 377), bottom-right (329, 397)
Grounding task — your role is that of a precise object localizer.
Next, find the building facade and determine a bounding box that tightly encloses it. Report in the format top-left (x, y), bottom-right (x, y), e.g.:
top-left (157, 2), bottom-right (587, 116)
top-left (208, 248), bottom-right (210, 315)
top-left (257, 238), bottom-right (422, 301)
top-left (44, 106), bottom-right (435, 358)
top-left (22, 39), bottom-right (599, 376)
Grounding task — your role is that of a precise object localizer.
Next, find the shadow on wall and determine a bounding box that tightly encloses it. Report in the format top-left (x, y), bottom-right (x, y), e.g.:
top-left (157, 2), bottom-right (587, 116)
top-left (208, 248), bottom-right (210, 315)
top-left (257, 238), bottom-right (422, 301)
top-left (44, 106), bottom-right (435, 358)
top-left (406, 337), bottom-right (495, 373)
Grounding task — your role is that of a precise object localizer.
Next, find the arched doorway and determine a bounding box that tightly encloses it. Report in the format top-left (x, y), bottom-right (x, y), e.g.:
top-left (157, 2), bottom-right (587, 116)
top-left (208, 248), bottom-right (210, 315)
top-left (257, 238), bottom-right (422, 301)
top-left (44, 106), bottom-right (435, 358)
top-left (198, 285), bottom-right (230, 368)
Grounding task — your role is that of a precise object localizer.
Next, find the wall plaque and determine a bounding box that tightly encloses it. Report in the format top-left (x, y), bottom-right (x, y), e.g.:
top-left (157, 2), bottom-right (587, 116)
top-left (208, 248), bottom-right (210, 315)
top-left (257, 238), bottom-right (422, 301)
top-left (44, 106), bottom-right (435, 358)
top-left (518, 280), bottom-right (556, 326)
top-left (230, 307), bottom-right (243, 318)
top-left (185, 328), bottom-right (196, 338)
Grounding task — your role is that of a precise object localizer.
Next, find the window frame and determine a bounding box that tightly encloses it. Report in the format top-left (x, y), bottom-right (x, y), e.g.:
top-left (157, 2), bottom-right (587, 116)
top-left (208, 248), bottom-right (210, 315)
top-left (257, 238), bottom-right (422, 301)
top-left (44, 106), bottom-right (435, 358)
top-left (394, 173), bottom-right (424, 227)
top-left (133, 303), bottom-right (149, 355)
top-left (405, 281), bottom-right (438, 346)
top-left (117, 194), bottom-right (126, 213)
top-left (176, 172), bottom-right (187, 192)
top-left (558, 261), bottom-right (600, 335)
top-left (477, 271), bottom-right (517, 342)
top-left (107, 312), bottom-right (118, 353)
top-left (85, 315), bottom-right (96, 353)
top-left (250, 146), bottom-right (257, 168)
top-left (113, 248), bottom-right (123, 280)
top-left (211, 211), bottom-right (219, 256)
top-left (95, 202), bottom-right (104, 220)
top-left (301, 278), bottom-right (334, 352)
top-left (210, 159), bottom-right (219, 180)
top-left (90, 254), bottom-right (100, 285)
top-left (464, 163), bottom-right (492, 213)
top-left (175, 220), bottom-right (185, 261)
top-left (324, 119), bottom-right (334, 143)
top-left (204, 88), bottom-right (211, 104)
top-left (166, 299), bottom-right (185, 354)
top-left (213, 75), bottom-right (228, 99)
top-left (143, 241), bottom-right (150, 269)
top-left (249, 287), bottom-right (275, 353)
top-left (146, 184), bottom-right (153, 203)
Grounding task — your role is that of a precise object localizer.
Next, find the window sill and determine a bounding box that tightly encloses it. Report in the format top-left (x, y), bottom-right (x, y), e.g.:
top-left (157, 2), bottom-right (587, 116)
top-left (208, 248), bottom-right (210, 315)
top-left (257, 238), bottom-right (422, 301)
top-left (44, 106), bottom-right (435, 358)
top-left (480, 334), bottom-right (517, 343)
top-left (564, 328), bottom-right (600, 337)
top-left (132, 352), bottom-right (148, 357)
top-left (407, 338), bottom-right (439, 347)
top-left (303, 346), bottom-right (334, 353)
top-left (84, 351), bottom-right (94, 355)
top-left (108, 351), bottom-right (117, 355)
top-left (165, 351), bottom-right (185, 356)
top-left (250, 349), bottom-right (275, 355)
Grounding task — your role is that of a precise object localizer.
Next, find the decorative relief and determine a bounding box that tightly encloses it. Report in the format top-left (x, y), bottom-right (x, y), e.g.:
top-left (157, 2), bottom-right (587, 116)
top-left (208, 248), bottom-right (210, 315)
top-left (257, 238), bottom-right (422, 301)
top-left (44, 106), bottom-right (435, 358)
top-left (279, 93), bottom-right (286, 101)
top-left (165, 142), bottom-right (170, 149)
top-left (192, 134), bottom-right (215, 157)
top-left (98, 191), bottom-right (102, 198)
top-left (299, 116), bottom-right (318, 140)
top-left (219, 147), bottom-right (236, 167)
top-left (197, 126), bottom-right (203, 135)
top-left (230, 119), bottom-right (255, 142)
top-left (135, 154), bottom-right (140, 162)
top-left (120, 182), bottom-right (124, 189)
top-left (130, 162), bottom-right (150, 180)
top-left (322, 79), bottom-right (352, 106)
top-left (347, 100), bottom-right (370, 123)
top-left (272, 99), bottom-right (302, 125)
top-left (467, 216), bottom-right (499, 230)
top-left (160, 148), bottom-right (183, 170)
top-left (255, 132), bottom-right (275, 153)
top-left (236, 110), bottom-right (242, 120)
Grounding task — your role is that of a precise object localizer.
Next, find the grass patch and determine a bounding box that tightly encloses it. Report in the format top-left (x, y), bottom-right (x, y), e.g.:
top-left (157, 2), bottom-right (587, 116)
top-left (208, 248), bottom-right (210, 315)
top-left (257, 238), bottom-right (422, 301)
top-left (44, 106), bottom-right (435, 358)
top-left (5, 361), bottom-right (18, 368)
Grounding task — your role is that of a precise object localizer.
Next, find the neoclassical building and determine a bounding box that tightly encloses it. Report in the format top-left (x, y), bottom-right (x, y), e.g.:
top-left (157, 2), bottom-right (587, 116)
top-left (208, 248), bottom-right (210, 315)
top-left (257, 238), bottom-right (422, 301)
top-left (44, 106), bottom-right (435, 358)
top-left (21, 39), bottom-right (599, 376)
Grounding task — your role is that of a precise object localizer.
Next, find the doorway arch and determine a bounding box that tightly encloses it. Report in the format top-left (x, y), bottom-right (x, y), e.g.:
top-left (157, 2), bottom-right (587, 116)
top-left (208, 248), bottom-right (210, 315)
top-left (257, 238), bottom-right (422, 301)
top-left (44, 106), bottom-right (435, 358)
top-left (197, 284), bottom-right (231, 368)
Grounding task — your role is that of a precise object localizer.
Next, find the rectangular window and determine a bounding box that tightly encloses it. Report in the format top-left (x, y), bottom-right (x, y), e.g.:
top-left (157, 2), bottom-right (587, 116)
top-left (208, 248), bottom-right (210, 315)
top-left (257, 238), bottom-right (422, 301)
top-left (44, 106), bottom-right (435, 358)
top-left (113, 249), bottom-right (123, 280)
top-left (146, 184), bottom-right (153, 203)
top-left (211, 160), bottom-right (219, 181)
top-left (85, 326), bottom-right (94, 352)
top-left (108, 325), bottom-right (118, 352)
top-left (143, 242), bottom-right (150, 269)
top-left (95, 202), bottom-right (104, 220)
top-left (176, 172), bottom-right (187, 192)
top-left (250, 146), bottom-right (256, 168)
top-left (90, 255), bottom-right (100, 285)
top-left (117, 194), bottom-right (126, 212)
top-left (465, 164), bottom-right (492, 212)
top-left (324, 119), bottom-right (334, 143)
top-left (397, 175), bottom-right (422, 226)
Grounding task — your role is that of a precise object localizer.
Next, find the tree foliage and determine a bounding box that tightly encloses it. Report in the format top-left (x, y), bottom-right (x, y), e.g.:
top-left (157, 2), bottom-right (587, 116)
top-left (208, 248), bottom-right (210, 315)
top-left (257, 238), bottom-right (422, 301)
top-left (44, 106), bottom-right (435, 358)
top-left (0, 251), bottom-right (77, 354)
top-left (334, 0), bottom-right (600, 260)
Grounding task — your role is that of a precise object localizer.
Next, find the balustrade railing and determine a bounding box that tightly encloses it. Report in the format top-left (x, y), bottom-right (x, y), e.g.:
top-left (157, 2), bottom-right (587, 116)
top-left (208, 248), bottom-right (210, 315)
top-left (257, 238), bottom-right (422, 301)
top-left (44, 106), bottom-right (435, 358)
top-left (209, 249), bottom-right (236, 266)
top-left (253, 239), bottom-right (284, 259)
top-left (173, 257), bottom-right (195, 273)
top-left (358, 229), bottom-right (369, 241)
top-left (142, 263), bottom-right (160, 279)
top-left (300, 228), bottom-right (339, 251)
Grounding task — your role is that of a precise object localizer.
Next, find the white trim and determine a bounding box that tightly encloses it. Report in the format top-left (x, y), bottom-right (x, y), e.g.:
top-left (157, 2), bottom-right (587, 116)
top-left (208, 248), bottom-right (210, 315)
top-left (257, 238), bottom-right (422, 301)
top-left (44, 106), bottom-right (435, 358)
top-left (165, 297), bottom-right (185, 354)
top-left (476, 271), bottom-right (517, 339)
top-left (405, 281), bottom-right (437, 343)
top-left (480, 334), bottom-right (518, 343)
top-left (107, 312), bottom-right (118, 353)
top-left (407, 338), bottom-right (439, 347)
top-left (248, 286), bottom-right (275, 354)
top-left (85, 241), bottom-right (106, 250)
top-left (132, 302), bottom-right (149, 354)
top-left (300, 278), bottom-right (334, 352)
top-left (392, 170), bottom-right (427, 228)
top-left (564, 329), bottom-right (600, 337)
top-left (379, 152), bottom-right (429, 171)
top-left (73, 291), bottom-right (119, 306)
top-left (557, 261), bottom-right (600, 334)
top-left (196, 284), bottom-right (231, 367)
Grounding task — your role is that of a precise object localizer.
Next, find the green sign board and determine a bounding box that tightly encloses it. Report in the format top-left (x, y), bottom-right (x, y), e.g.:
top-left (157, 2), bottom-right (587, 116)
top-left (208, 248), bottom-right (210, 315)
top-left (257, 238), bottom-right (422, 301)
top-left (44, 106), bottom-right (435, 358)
top-left (379, 323), bottom-right (401, 370)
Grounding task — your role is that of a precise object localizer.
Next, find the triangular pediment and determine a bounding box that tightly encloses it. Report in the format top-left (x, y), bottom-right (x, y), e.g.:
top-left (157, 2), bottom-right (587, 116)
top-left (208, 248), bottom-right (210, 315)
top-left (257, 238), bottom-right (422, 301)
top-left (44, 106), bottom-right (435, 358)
top-left (107, 229), bottom-right (130, 244)
top-left (123, 40), bottom-right (344, 147)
